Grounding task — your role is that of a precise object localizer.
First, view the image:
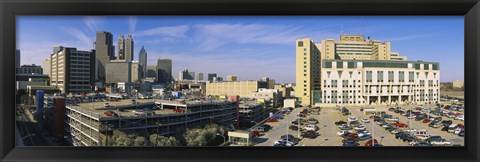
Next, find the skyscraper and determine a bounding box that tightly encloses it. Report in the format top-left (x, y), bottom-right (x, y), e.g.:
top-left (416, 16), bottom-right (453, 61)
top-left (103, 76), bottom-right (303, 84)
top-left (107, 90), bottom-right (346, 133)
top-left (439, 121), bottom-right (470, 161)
top-left (138, 46), bottom-right (147, 79)
top-left (125, 35), bottom-right (134, 62)
top-left (42, 58), bottom-right (51, 77)
top-left (226, 75), bottom-right (238, 81)
top-left (157, 58), bottom-right (172, 83)
top-left (198, 73), bottom-right (204, 81)
top-left (117, 35), bottom-right (125, 60)
top-left (179, 69), bottom-right (195, 80)
top-left (50, 47), bottom-right (96, 93)
top-left (95, 31), bottom-right (115, 82)
top-left (208, 73), bottom-right (217, 82)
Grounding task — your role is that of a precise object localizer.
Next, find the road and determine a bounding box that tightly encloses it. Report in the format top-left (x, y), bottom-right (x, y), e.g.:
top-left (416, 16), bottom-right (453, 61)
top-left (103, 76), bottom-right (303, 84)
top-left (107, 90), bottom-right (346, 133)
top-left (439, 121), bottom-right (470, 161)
top-left (254, 108), bottom-right (301, 146)
top-left (15, 105), bottom-right (51, 146)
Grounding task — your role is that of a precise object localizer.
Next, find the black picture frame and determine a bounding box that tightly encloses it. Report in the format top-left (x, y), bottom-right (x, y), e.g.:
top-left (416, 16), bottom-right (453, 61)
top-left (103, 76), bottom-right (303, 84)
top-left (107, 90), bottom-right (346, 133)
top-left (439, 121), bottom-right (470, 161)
top-left (1, 0), bottom-right (479, 161)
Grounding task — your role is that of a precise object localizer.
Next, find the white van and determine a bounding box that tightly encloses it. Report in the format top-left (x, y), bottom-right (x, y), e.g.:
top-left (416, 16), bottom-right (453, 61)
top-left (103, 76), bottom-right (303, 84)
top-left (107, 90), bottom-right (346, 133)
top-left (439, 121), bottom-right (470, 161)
top-left (448, 124), bottom-right (459, 133)
top-left (304, 124), bottom-right (319, 131)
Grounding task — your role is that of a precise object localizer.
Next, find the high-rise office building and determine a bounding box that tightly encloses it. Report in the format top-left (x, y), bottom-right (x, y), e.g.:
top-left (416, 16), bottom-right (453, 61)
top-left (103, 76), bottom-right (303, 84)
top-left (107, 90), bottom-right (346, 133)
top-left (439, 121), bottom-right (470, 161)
top-left (131, 61), bottom-right (140, 82)
top-left (138, 46), bottom-right (147, 79)
top-left (296, 34), bottom-right (436, 106)
top-left (208, 73), bottom-right (217, 82)
top-left (318, 34), bottom-right (407, 61)
top-left (295, 38), bottom-right (321, 105)
top-left (42, 58), bottom-right (51, 77)
top-left (105, 60), bottom-right (131, 84)
top-left (125, 35), bottom-right (134, 62)
top-left (95, 31), bottom-right (115, 82)
top-left (50, 47), bottom-right (96, 93)
top-left (226, 75), bottom-right (238, 82)
top-left (117, 34), bottom-right (134, 62)
top-left (198, 73), bottom-right (204, 81)
top-left (16, 49), bottom-right (20, 68)
top-left (179, 68), bottom-right (195, 80)
top-left (157, 59), bottom-right (172, 83)
top-left (117, 35), bottom-right (125, 60)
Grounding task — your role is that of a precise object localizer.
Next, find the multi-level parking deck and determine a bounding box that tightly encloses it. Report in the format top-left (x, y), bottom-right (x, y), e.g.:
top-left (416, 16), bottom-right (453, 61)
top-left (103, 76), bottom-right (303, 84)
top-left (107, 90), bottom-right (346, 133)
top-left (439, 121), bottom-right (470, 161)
top-left (65, 98), bottom-right (238, 146)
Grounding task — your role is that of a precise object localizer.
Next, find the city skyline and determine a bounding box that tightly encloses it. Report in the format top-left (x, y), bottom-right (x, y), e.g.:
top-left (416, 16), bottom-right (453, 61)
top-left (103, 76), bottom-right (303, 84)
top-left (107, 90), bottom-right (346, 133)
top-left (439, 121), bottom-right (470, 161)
top-left (17, 16), bottom-right (464, 83)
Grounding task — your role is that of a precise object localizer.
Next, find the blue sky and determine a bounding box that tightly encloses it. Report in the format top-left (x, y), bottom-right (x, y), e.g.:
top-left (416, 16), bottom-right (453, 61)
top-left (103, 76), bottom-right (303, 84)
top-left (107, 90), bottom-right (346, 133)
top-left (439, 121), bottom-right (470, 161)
top-left (17, 16), bottom-right (464, 83)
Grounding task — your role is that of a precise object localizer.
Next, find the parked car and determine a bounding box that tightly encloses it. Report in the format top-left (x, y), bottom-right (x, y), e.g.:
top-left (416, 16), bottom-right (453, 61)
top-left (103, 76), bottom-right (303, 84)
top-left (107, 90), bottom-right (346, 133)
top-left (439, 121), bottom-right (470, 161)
top-left (104, 111), bottom-right (118, 117)
top-left (302, 130), bottom-right (320, 139)
top-left (354, 125), bottom-right (366, 131)
top-left (304, 124), bottom-right (319, 131)
top-left (307, 118), bottom-right (319, 124)
top-left (441, 120), bottom-right (453, 126)
top-left (342, 139), bottom-right (359, 147)
top-left (297, 113), bottom-right (307, 117)
top-left (454, 128), bottom-right (463, 135)
top-left (415, 142), bottom-right (433, 147)
top-left (289, 125), bottom-right (300, 131)
top-left (430, 139), bottom-right (452, 146)
top-left (361, 118), bottom-right (370, 123)
top-left (441, 126), bottom-right (449, 131)
top-left (335, 120), bottom-right (347, 125)
top-left (339, 124), bottom-right (353, 130)
top-left (337, 130), bottom-right (353, 136)
top-left (347, 117), bottom-right (358, 122)
top-left (266, 118), bottom-right (278, 123)
top-left (394, 122), bottom-right (408, 128)
top-left (292, 119), bottom-right (306, 125)
top-left (365, 139), bottom-right (379, 146)
top-left (455, 115), bottom-right (464, 121)
top-left (458, 130), bottom-right (465, 137)
top-left (358, 134), bottom-right (372, 141)
top-left (432, 122), bottom-right (443, 128)
top-left (274, 140), bottom-right (294, 146)
top-left (280, 134), bottom-right (298, 144)
top-left (423, 118), bottom-right (431, 123)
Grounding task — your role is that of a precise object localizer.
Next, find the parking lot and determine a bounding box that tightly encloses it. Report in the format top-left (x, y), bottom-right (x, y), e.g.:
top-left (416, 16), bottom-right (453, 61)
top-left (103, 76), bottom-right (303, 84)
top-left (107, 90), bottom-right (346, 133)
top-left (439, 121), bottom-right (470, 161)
top-left (253, 104), bottom-right (464, 147)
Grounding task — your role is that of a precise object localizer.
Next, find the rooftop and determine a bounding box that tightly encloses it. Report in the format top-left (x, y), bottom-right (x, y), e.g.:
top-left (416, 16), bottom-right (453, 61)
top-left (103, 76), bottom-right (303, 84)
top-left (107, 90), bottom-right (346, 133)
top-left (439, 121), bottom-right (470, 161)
top-left (70, 97), bottom-right (236, 118)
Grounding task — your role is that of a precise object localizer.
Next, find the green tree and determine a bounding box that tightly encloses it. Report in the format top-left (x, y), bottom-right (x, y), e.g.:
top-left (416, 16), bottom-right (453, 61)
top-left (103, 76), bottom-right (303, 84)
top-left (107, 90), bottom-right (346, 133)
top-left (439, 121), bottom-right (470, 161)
top-left (149, 134), bottom-right (179, 146)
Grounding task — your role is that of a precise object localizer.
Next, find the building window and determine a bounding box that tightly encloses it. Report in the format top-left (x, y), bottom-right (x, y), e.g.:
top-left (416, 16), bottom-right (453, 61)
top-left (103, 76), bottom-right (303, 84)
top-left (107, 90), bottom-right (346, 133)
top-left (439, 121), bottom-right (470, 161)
top-left (298, 41), bottom-right (304, 47)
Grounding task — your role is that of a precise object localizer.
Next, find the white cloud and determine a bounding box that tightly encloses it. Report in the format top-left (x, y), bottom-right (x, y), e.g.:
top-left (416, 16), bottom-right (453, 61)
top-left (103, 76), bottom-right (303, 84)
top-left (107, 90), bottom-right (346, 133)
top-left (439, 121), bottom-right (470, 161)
top-left (60, 27), bottom-right (94, 49)
top-left (18, 40), bottom-right (91, 66)
top-left (128, 16), bottom-right (138, 33)
top-left (193, 23), bottom-right (313, 51)
top-left (83, 16), bottom-right (107, 33)
top-left (135, 25), bottom-right (189, 37)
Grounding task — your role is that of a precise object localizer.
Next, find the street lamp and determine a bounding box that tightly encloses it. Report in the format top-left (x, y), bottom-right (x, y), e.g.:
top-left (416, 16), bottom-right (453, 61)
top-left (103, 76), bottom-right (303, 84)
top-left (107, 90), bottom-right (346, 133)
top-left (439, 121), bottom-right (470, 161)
top-left (216, 133), bottom-right (226, 146)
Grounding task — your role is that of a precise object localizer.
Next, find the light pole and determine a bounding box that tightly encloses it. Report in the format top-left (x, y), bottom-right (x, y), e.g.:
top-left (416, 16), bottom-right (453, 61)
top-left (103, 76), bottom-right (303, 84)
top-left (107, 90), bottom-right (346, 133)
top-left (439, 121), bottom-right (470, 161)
top-left (371, 113), bottom-right (375, 145)
top-left (297, 117), bottom-right (300, 139)
top-left (216, 133), bottom-right (226, 146)
top-left (409, 106), bottom-right (412, 130)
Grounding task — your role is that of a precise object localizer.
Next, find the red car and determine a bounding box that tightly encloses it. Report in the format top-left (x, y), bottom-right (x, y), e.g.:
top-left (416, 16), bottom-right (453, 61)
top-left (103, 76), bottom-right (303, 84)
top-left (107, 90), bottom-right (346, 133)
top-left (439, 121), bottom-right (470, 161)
top-left (173, 109), bottom-right (185, 113)
top-left (394, 122), bottom-right (408, 128)
top-left (343, 133), bottom-right (359, 139)
top-left (104, 111), bottom-right (115, 116)
top-left (266, 119), bottom-right (278, 123)
top-left (365, 139), bottom-right (379, 146)
top-left (457, 124), bottom-right (465, 129)
top-left (423, 119), bottom-right (431, 123)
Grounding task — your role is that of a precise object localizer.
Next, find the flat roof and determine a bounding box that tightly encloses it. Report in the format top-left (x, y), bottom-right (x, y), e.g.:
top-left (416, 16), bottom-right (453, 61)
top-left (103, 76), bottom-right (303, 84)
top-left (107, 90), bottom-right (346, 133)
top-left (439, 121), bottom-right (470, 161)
top-left (72, 97), bottom-right (236, 118)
